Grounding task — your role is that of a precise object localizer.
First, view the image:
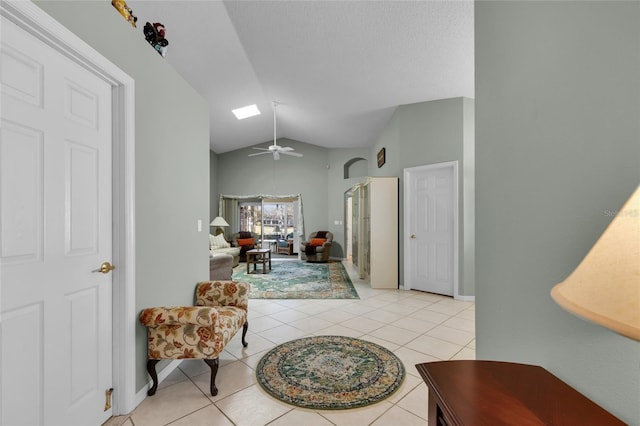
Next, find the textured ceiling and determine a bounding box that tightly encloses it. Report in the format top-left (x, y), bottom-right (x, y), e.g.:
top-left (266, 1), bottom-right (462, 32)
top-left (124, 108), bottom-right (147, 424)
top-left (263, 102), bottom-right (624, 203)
top-left (129, 1), bottom-right (474, 154)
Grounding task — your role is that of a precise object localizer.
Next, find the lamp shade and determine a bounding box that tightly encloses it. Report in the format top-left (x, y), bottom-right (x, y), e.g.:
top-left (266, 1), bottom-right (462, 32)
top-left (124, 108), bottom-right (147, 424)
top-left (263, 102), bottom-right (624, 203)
top-left (209, 216), bottom-right (229, 227)
top-left (551, 185), bottom-right (640, 341)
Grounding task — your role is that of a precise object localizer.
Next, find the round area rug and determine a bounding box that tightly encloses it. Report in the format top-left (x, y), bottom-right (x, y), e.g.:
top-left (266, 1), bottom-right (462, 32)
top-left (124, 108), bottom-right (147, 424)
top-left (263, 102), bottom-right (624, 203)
top-left (256, 335), bottom-right (405, 410)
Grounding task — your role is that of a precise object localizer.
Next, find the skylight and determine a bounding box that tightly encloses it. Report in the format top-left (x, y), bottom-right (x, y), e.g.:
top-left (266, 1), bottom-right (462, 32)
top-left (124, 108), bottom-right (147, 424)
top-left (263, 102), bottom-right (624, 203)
top-left (232, 104), bottom-right (260, 120)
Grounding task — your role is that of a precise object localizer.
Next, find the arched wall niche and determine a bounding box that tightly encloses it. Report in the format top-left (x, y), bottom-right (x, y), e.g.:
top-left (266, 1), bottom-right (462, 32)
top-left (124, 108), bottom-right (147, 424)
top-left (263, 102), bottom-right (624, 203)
top-left (344, 157), bottom-right (368, 179)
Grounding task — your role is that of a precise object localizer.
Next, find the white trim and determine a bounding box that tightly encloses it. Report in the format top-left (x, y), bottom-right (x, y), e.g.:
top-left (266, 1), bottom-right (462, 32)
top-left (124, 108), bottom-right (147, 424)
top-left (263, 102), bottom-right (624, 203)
top-left (1, 1), bottom-right (137, 415)
top-left (134, 360), bottom-right (182, 408)
top-left (403, 161), bottom-right (461, 299)
top-left (111, 75), bottom-right (137, 415)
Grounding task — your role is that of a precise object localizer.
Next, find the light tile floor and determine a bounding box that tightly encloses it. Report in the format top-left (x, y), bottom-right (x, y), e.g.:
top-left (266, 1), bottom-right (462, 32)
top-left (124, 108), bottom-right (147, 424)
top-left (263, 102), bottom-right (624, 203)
top-left (107, 260), bottom-right (475, 426)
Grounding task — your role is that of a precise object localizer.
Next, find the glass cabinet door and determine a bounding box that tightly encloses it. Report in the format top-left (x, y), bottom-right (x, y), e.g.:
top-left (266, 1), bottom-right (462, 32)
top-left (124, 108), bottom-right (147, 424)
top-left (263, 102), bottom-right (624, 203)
top-left (352, 185), bottom-right (360, 268)
top-left (363, 181), bottom-right (371, 278)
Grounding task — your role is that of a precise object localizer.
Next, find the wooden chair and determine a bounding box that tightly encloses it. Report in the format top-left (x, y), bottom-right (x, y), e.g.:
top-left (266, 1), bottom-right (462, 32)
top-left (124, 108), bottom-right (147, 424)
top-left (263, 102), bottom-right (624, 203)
top-left (276, 239), bottom-right (293, 255)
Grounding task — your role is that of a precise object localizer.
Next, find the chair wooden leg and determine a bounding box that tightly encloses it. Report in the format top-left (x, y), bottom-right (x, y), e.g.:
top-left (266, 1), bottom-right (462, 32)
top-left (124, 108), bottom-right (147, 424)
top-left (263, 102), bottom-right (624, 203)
top-left (203, 358), bottom-right (219, 396)
top-left (146, 359), bottom-right (160, 396)
top-left (241, 321), bottom-right (249, 347)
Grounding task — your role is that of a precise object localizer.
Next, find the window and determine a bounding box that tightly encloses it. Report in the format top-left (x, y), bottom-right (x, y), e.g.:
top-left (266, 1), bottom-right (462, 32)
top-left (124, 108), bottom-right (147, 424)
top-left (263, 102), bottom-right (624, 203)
top-left (219, 194), bottom-right (302, 250)
top-left (238, 201), bottom-right (261, 234)
top-left (237, 201), bottom-right (297, 242)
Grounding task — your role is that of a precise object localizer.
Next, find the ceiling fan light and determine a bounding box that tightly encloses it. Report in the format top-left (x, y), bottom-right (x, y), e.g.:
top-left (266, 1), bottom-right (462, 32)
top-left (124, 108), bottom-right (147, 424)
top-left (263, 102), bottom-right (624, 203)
top-left (248, 100), bottom-right (302, 159)
top-left (232, 104), bottom-right (260, 120)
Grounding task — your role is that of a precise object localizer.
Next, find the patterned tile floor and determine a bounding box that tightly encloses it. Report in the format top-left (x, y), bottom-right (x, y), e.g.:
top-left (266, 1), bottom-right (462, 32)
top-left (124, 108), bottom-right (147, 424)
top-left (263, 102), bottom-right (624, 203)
top-left (107, 260), bottom-right (475, 426)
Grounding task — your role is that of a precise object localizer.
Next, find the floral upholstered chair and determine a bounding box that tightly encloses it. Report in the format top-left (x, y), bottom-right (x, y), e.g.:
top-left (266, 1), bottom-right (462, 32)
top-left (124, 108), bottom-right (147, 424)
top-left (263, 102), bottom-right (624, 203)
top-left (139, 280), bottom-right (249, 396)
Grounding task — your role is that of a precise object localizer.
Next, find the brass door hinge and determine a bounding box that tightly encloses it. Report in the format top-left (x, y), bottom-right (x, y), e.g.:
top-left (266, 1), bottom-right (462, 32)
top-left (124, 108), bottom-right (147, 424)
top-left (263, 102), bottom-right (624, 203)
top-left (104, 388), bottom-right (114, 411)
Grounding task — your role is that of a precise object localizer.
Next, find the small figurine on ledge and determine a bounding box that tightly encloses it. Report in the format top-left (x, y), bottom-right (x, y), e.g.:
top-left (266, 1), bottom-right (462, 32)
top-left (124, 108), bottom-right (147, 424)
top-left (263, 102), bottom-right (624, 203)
top-left (111, 0), bottom-right (137, 28)
top-left (143, 22), bottom-right (169, 57)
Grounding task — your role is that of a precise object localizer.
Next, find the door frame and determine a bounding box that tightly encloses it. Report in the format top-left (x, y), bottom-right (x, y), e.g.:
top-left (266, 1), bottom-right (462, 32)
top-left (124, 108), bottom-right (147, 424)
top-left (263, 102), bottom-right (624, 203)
top-left (343, 188), bottom-right (353, 262)
top-left (403, 161), bottom-right (459, 298)
top-left (1, 1), bottom-right (137, 415)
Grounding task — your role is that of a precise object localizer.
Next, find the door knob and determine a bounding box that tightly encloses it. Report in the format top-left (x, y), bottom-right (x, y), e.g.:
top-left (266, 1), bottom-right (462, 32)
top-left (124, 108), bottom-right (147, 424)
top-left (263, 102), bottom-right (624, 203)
top-left (410, 234), bottom-right (416, 239)
top-left (94, 262), bottom-right (115, 274)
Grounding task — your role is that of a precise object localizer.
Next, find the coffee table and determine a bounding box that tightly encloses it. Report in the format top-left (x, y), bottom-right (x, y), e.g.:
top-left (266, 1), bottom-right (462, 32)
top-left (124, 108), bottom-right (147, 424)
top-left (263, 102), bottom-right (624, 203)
top-left (246, 248), bottom-right (272, 274)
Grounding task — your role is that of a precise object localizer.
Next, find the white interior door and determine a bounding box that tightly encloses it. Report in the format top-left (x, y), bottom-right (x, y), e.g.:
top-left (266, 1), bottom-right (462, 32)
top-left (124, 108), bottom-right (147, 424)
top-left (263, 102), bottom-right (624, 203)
top-left (1, 16), bottom-right (113, 425)
top-left (404, 162), bottom-right (457, 296)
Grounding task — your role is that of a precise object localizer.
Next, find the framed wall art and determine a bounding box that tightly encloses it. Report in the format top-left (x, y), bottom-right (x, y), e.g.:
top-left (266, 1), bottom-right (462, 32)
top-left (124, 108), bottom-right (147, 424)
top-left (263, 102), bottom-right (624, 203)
top-left (377, 148), bottom-right (386, 168)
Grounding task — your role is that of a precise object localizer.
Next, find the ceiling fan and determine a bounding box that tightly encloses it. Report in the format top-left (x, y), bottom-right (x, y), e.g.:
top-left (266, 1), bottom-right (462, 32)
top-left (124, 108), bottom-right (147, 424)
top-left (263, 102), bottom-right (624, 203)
top-left (248, 101), bottom-right (303, 160)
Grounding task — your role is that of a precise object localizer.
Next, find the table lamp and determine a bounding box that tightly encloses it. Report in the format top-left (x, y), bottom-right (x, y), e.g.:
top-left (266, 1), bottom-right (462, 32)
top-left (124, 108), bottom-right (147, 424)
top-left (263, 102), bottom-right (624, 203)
top-left (210, 216), bottom-right (229, 236)
top-left (551, 185), bottom-right (640, 341)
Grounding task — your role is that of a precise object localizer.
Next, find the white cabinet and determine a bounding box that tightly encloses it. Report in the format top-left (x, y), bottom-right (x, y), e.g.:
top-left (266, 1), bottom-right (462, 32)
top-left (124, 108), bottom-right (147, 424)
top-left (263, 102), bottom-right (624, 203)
top-left (353, 177), bottom-right (398, 289)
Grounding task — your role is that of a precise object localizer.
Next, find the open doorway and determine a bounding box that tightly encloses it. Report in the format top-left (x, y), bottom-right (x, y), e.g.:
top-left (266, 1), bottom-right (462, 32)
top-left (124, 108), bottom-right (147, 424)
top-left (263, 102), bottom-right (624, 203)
top-left (235, 198), bottom-right (300, 254)
top-left (344, 189), bottom-right (354, 262)
top-left (219, 194), bottom-right (303, 256)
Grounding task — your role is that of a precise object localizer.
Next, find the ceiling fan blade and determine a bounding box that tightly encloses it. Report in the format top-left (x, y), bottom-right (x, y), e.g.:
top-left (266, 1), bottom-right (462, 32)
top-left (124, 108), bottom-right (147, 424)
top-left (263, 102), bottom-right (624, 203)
top-left (280, 151), bottom-right (303, 157)
top-left (279, 147), bottom-right (294, 152)
top-left (273, 151), bottom-right (280, 160)
top-left (252, 147), bottom-right (270, 151)
top-left (248, 151), bottom-right (271, 157)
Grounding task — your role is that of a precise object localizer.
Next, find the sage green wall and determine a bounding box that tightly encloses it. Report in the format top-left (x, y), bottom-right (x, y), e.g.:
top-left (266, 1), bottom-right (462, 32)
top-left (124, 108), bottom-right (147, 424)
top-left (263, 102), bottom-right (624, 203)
top-left (369, 98), bottom-right (475, 296)
top-left (210, 150), bottom-right (219, 223)
top-left (212, 99), bottom-right (475, 296)
top-left (213, 143), bottom-right (369, 257)
top-left (215, 139), bottom-right (330, 238)
top-left (35, 1), bottom-right (211, 393)
top-left (345, 158), bottom-right (368, 180)
top-left (476, 2), bottom-right (639, 423)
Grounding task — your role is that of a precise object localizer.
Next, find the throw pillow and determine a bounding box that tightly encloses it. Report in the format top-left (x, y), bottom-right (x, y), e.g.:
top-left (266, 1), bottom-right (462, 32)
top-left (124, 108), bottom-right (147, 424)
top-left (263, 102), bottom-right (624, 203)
top-left (237, 238), bottom-right (254, 247)
top-left (210, 233), bottom-right (230, 250)
top-left (310, 238), bottom-right (326, 246)
top-left (209, 234), bottom-right (220, 250)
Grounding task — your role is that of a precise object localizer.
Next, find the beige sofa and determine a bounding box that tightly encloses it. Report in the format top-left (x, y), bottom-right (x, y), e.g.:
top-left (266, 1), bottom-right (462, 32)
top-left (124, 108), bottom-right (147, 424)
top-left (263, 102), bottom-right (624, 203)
top-left (209, 234), bottom-right (240, 266)
top-left (210, 253), bottom-right (233, 280)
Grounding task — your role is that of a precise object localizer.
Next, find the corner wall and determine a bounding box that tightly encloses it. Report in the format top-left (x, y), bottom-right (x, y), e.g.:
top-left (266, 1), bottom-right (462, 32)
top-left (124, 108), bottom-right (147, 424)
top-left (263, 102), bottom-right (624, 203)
top-left (210, 150), bottom-right (218, 222)
top-left (475, 2), bottom-right (640, 423)
top-left (370, 98), bottom-right (475, 296)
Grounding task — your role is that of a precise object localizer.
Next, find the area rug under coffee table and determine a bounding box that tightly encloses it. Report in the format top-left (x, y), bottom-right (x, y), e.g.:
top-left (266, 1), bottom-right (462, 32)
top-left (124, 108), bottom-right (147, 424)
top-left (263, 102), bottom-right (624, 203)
top-left (256, 336), bottom-right (405, 409)
top-left (233, 261), bottom-right (359, 299)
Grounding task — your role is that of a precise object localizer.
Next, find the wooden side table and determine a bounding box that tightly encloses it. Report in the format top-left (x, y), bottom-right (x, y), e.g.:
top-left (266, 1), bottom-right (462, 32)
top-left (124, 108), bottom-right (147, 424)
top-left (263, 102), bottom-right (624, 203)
top-left (276, 240), bottom-right (294, 255)
top-left (246, 248), bottom-right (271, 274)
top-left (415, 360), bottom-right (624, 425)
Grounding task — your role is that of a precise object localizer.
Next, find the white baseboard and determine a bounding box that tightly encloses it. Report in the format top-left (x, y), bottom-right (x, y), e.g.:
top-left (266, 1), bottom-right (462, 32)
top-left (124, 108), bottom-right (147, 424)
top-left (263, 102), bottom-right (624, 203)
top-left (455, 294), bottom-right (476, 302)
top-left (132, 359), bottom-right (183, 412)
top-left (399, 284), bottom-right (475, 302)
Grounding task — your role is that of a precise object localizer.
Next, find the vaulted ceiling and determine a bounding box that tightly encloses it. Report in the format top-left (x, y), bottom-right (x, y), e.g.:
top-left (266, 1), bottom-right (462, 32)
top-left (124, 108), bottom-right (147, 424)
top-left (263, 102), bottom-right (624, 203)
top-left (129, 1), bottom-right (474, 154)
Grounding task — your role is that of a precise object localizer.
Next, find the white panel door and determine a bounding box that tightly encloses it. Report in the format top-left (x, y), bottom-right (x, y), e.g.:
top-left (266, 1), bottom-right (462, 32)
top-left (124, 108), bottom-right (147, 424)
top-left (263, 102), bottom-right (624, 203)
top-left (406, 163), bottom-right (456, 296)
top-left (1, 16), bottom-right (113, 425)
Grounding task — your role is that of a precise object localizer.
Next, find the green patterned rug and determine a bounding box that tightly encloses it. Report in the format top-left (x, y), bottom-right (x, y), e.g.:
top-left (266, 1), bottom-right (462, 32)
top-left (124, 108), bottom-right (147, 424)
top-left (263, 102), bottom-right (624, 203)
top-left (233, 261), bottom-right (359, 299)
top-left (256, 336), bottom-right (405, 409)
